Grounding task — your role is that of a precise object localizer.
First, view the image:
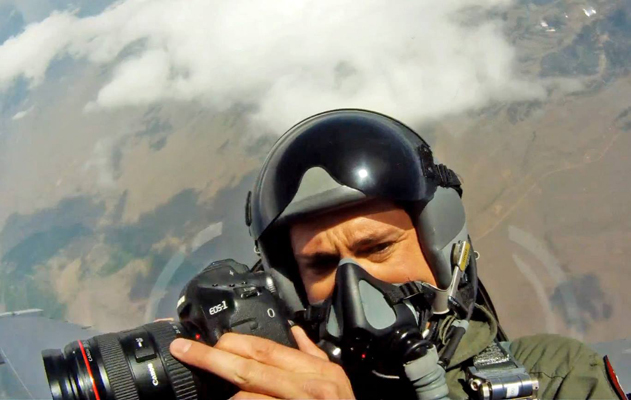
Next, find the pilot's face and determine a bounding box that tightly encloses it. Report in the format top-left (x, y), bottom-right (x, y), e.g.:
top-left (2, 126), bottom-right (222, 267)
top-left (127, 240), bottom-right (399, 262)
top-left (289, 199), bottom-right (437, 303)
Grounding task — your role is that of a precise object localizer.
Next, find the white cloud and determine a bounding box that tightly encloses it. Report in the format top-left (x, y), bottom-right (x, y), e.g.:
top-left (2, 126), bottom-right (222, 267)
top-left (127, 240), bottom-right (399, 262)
top-left (83, 136), bottom-right (117, 188)
top-left (0, 0), bottom-right (548, 131)
top-left (0, 11), bottom-right (75, 88)
top-left (11, 105), bottom-right (33, 120)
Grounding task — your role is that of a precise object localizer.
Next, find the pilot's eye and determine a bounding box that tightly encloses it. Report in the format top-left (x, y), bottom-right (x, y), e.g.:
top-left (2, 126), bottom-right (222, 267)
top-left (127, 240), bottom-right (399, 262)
top-left (371, 242), bottom-right (392, 253)
top-left (359, 242), bottom-right (394, 257)
top-left (304, 255), bottom-right (339, 275)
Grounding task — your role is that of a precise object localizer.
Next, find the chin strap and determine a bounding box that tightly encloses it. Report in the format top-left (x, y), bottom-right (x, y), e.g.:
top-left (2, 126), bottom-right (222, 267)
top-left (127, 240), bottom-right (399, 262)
top-left (293, 302), bottom-right (330, 340)
top-left (294, 302), bottom-right (329, 321)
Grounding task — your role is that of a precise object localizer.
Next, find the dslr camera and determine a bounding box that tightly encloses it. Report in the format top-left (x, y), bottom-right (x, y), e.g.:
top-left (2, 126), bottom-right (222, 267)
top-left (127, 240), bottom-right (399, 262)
top-left (42, 259), bottom-right (296, 400)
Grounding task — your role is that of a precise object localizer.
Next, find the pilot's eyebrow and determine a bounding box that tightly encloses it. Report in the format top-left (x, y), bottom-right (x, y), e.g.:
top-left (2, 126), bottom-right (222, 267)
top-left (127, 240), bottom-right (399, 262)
top-left (349, 230), bottom-right (401, 252)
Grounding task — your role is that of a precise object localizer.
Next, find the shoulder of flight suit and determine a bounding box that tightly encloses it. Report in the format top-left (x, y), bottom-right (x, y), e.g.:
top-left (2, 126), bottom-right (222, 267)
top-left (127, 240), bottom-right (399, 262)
top-left (509, 334), bottom-right (623, 399)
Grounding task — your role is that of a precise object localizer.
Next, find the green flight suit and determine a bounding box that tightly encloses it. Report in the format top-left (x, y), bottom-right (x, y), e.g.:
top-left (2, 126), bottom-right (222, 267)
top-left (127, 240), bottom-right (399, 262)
top-left (444, 306), bottom-right (622, 399)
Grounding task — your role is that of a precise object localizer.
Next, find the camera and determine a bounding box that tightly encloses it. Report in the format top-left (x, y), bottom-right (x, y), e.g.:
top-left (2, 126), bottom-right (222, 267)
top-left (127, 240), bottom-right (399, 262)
top-left (41, 259), bottom-right (296, 400)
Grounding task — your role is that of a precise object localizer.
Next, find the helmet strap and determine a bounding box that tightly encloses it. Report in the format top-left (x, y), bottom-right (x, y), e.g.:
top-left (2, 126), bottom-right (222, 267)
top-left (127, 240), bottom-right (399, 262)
top-left (418, 144), bottom-right (463, 196)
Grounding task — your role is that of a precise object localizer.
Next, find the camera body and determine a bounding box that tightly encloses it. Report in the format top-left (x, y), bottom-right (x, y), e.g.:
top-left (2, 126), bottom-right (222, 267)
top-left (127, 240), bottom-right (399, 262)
top-left (177, 258), bottom-right (296, 348)
top-left (42, 259), bottom-right (295, 400)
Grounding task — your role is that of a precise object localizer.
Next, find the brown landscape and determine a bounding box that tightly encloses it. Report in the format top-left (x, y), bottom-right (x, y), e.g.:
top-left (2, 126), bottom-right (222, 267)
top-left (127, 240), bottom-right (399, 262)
top-left (438, 73), bottom-right (631, 343)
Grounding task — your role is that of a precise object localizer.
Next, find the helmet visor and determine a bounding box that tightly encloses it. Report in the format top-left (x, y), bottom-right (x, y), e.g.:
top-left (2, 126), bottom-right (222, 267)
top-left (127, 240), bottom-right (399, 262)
top-left (250, 110), bottom-right (438, 239)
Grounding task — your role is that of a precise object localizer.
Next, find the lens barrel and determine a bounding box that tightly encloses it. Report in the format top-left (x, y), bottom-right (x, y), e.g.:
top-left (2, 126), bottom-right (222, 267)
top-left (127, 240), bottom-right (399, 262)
top-left (42, 321), bottom-right (200, 400)
top-left (42, 349), bottom-right (81, 400)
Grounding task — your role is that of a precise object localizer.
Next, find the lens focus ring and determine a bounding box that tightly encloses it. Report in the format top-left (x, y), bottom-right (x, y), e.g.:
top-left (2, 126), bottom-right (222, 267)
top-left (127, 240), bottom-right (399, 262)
top-left (145, 322), bottom-right (197, 400)
top-left (95, 334), bottom-right (140, 400)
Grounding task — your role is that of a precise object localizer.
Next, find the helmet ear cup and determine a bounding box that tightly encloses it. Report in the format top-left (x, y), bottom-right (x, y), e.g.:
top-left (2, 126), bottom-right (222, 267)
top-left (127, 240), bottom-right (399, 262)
top-left (413, 187), bottom-right (469, 290)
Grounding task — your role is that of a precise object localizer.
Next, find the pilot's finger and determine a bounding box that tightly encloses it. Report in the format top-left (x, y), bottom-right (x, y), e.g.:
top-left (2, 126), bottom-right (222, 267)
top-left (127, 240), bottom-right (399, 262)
top-left (230, 390), bottom-right (277, 400)
top-left (215, 332), bottom-right (329, 374)
top-left (170, 338), bottom-right (305, 398)
top-left (291, 325), bottom-right (329, 361)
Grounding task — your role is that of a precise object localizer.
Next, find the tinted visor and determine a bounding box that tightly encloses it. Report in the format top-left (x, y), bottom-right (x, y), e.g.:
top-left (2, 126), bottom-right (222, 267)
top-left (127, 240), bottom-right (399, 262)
top-left (249, 109), bottom-right (438, 239)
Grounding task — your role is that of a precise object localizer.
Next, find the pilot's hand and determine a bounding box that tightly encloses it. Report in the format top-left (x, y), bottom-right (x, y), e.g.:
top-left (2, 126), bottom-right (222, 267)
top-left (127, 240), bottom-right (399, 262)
top-left (170, 325), bottom-right (355, 399)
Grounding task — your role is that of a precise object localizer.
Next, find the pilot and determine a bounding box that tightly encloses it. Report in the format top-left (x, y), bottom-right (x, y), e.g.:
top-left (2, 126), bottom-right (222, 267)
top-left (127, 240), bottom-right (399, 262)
top-left (170, 109), bottom-right (625, 399)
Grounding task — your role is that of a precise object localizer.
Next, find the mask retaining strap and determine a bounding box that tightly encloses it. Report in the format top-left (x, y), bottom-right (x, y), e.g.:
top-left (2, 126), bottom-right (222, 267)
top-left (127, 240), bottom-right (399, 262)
top-left (382, 282), bottom-right (435, 307)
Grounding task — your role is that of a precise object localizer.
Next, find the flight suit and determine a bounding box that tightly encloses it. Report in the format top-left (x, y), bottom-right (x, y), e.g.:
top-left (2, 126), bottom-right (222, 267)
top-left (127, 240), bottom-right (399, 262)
top-left (444, 306), bottom-right (622, 399)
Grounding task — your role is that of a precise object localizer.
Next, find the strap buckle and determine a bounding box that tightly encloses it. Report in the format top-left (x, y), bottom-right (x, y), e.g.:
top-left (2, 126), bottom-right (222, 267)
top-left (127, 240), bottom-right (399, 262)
top-left (467, 342), bottom-right (540, 399)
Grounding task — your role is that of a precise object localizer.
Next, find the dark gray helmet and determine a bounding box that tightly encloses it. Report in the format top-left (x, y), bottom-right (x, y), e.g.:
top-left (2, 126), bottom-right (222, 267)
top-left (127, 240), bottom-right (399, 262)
top-left (245, 109), bottom-right (469, 314)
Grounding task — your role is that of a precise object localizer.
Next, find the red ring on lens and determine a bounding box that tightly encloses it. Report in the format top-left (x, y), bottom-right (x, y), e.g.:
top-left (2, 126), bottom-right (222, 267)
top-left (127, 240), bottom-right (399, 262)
top-left (78, 341), bottom-right (102, 400)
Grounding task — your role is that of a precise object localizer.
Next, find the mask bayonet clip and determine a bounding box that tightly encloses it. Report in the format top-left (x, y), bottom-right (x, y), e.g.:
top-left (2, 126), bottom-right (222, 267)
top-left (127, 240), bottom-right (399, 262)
top-left (433, 240), bottom-right (471, 316)
top-left (448, 240), bottom-right (471, 299)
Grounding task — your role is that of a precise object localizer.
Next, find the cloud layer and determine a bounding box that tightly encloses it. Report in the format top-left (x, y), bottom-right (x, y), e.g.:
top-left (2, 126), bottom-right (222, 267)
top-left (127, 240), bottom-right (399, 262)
top-left (0, 0), bottom-right (546, 131)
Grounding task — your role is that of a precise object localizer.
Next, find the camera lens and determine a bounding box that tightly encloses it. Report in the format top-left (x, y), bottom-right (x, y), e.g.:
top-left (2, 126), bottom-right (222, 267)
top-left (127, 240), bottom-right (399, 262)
top-left (42, 321), bottom-right (201, 400)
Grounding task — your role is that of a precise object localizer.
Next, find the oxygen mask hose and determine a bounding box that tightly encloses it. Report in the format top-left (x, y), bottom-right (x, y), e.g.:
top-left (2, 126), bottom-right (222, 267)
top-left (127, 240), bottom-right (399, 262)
top-left (388, 327), bottom-right (451, 400)
top-left (404, 345), bottom-right (451, 400)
